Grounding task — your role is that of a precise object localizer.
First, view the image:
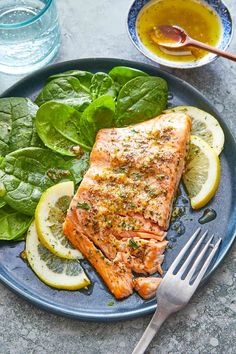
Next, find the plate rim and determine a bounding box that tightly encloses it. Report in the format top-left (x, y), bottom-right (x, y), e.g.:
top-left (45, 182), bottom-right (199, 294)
top-left (0, 57), bottom-right (236, 322)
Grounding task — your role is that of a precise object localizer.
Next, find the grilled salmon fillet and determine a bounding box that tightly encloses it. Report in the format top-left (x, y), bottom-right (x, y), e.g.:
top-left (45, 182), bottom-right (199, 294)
top-left (64, 112), bottom-right (191, 299)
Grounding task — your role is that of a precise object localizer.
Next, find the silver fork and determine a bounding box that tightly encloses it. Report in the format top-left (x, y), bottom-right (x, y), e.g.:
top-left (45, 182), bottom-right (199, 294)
top-left (132, 228), bottom-right (221, 354)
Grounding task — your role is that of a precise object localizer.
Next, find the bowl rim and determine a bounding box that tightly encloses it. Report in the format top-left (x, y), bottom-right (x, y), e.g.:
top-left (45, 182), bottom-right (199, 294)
top-left (127, 0), bottom-right (234, 69)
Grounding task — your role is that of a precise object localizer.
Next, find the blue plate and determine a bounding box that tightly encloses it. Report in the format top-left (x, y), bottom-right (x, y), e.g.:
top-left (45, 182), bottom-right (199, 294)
top-left (127, 0), bottom-right (233, 69)
top-left (0, 58), bottom-right (236, 321)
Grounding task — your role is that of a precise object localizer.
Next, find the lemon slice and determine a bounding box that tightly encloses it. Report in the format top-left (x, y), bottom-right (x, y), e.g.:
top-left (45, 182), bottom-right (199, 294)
top-left (183, 135), bottom-right (220, 209)
top-left (26, 221), bottom-right (90, 290)
top-left (35, 181), bottom-right (82, 259)
top-left (165, 106), bottom-right (224, 155)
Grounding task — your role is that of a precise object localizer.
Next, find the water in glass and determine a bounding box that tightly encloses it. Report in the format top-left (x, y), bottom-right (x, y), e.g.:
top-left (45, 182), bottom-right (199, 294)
top-left (0, 0), bottom-right (60, 74)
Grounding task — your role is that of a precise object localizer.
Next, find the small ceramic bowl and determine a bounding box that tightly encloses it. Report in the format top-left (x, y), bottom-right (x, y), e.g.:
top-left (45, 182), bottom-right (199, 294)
top-left (127, 0), bottom-right (233, 69)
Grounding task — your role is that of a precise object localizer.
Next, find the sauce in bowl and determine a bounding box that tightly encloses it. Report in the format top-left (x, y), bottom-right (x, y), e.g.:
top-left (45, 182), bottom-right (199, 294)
top-left (136, 0), bottom-right (222, 63)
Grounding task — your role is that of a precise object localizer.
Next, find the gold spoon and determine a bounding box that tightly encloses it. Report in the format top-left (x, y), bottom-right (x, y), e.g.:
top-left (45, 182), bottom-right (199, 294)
top-left (151, 25), bottom-right (236, 62)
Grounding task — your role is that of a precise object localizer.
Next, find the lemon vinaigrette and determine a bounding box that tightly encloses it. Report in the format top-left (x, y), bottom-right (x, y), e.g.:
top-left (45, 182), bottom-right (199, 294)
top-left (136, 0), bottom-right (222, 62)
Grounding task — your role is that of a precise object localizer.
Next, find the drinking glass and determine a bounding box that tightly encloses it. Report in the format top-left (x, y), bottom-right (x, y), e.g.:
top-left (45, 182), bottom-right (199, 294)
top-left (0, 0), bottom-right (61, 74)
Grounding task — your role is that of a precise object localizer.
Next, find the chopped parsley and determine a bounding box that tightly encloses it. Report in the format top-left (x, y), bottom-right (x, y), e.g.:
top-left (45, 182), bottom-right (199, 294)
top-left (77, 202), bottom-right (91, 210)
top-left (107, 300), bottom-right (115, 307)
top-left (115, 166), bottom-right (128, 174)
top-left (156, 174), bottom-right (165, 180)
top-left (129, 238), bottom-right (139, 250)
top-left (130, 128), bottom-right (138, 134)
top-left (132, 172), bottom-right (142, 181)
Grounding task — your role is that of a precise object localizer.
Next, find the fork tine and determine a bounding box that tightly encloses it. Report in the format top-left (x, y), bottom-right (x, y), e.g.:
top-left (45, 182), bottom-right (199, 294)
top-left (167, 227), bottom-right (201, 274)
top-left (190, 238), bottom-right (222, 290)
top-left (185, 234), bottom-right (214, 282)
top-left (177, 231), bottom-right (210, 277)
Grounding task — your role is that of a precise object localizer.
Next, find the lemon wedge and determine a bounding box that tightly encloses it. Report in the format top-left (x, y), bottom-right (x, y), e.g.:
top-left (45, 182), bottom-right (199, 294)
top-left (183, 135), bottom-right (220, 209)
top-left (26, 221), bottom-right (90, 290)
top-left (165, 106), bottom-right (225, 155)
top-left (35, 181), bottom-right (82, 260)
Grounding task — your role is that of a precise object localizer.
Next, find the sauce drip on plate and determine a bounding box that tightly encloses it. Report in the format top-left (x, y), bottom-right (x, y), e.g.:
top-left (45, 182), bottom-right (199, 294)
top-left (198, 208), bottom-right (217, 224)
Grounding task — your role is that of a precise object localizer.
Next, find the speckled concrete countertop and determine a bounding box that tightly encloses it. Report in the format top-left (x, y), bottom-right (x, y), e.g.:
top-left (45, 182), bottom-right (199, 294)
top-left (0, 1), bottom-right (235, 353)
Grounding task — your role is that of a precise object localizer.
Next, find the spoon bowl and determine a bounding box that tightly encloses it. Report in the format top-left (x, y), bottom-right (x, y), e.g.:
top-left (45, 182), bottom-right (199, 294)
top-left (151, 25), bottom-right (188, 48)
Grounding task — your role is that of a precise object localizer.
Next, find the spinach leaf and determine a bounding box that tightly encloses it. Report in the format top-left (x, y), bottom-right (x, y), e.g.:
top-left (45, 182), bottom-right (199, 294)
top-left (0, 205), bottom-right (32, 241)
top-left (36, 102), bottom-right (90, 156)
top-left (45, 103), bottom-right (82, 144)
top-left (116, 76), bottom-right (168, 127)
top-left (108, 66), bottom-right (148, 90)
top-left (0, 148), bottom-right (89, 216)
top-left (0, 198), bottom-right (6, 208)
top-left (90, 72), bottom-right (116, 100)
top-left (48, 70), bottom-right (93, 89)
top-left (35, 77), bottom-right (92, 111)
top-left (64, 152), bottom-right (89, 184)
top-left (80, 95), bottom-right (116, 147)
top-left (0, 97), bottom-right (42, 156)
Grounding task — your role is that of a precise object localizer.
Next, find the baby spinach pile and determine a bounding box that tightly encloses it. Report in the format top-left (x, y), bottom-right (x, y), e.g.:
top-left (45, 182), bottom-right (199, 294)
top-left (0, 66), bottom-right (168, 241)
top-left (35, 66), bottom-right (168, 151)
top-left (0, 98), bottom-right (89, 240)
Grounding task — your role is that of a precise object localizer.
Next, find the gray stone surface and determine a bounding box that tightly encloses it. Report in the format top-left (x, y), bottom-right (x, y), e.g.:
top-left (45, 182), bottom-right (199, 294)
top-left (0, 0), bottom-right (235, 353)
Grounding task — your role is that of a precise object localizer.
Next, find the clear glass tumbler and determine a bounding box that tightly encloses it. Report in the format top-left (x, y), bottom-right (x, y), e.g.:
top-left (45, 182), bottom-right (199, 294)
top-left (0, 0), bottom-right (60, 74)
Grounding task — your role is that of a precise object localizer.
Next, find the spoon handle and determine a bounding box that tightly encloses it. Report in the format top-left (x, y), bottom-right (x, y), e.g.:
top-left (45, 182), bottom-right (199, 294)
top-left (189, 39), bottom-right (236, 62)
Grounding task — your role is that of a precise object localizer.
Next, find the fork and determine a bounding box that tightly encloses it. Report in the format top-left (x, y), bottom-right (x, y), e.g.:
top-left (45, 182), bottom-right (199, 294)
top-left (132, 228), bottom-right (221, 354)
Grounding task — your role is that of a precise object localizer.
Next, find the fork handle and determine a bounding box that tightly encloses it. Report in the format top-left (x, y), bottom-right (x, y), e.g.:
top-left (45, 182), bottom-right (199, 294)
top-left (132, 309), bottom-right (169, 354)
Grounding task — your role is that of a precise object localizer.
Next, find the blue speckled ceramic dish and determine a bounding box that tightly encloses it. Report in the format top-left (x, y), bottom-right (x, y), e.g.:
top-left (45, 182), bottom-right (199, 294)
top-left (0, 58), bottom-right (236, 322)
top-left (127, 0), bottom-right (233, 69)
